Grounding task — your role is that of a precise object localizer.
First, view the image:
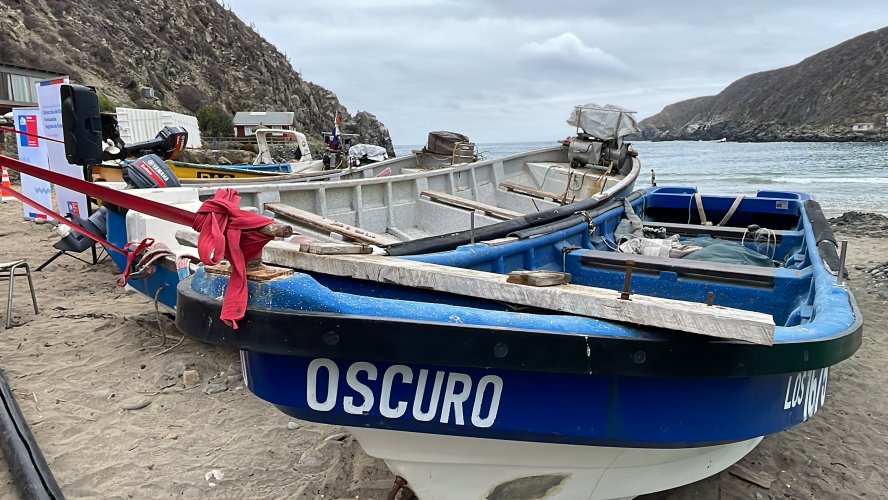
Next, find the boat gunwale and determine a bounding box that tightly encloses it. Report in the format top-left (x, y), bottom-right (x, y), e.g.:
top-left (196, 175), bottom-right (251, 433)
top-left (189, 144), bottom-right (569, 193)
top-left (175, 187), bottom-right (862, 379)
top-left (175, 274), bottom-right (862, 379)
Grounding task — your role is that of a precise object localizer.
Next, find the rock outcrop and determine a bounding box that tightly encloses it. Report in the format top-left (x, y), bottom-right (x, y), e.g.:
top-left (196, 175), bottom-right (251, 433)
top-left (638, 27), bottom-right (888, 142)
top-left (0, 0), bottom-right (395, 153)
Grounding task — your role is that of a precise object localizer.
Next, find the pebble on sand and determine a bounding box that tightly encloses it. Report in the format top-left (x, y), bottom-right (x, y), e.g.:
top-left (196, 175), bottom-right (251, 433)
top-left (92, 388), bottom-right (114, 400)
top-left (204, 383), bottom-right (227, 395)
top-left (205, 469), bottom-right (224, 486)
top-left (121, 398), bottom-right (152, 411)
top-left (182, 369), bottom-right (200, 389)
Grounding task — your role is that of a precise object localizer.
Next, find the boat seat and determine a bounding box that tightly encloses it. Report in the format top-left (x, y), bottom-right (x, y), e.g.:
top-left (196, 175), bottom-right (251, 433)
top-left (499, 182), bottom-right (565, 202)
top-left (265, 203), bottom-right (400, 246)
top-left (576, 249), bottom-right (776, 287)
top-left (642, 221), bottom-right (790, 242)
top-left (421, 191), bottom-right (521, 220)
top-left (0, 260), bottom-right (39, 329)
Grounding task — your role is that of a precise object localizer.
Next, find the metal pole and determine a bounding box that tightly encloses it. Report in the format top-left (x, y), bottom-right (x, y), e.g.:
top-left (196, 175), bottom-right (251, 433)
top-left (470, 211), bottom-right (476, 245)
top-left (837, 240), bottom-right (848, 286)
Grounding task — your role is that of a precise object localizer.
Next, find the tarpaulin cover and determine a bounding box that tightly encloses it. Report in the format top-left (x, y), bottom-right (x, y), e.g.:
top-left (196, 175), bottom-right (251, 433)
top-left (567, 104), bottom-right (640, 140)
top-left (348, 144), bottom-right (388, 162)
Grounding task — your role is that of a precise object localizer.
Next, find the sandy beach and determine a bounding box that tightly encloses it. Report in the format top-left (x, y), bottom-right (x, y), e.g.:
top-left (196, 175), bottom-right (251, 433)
top-left (0, 194), bottom-right (885, 499)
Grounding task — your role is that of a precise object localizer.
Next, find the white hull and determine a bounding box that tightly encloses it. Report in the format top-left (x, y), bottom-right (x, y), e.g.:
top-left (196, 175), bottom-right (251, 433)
top-left (347, 428), bottom-right (761, 500)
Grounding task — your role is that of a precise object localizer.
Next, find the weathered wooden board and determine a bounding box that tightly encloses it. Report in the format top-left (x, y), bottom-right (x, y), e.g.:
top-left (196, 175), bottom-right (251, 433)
top-left (500, 181), bottom-right (564, 202)
top-left (261, 241), bottom-right (776, 345)
top-left (421, 190), bottom-right (522, 220)
top-left (506, 270), bottom-right (572, 286)
top-left (299, 242), bottom-right (372, 255)
top-left (266, 203), bottom-right (400, 246)
top-left (578, 250), bottom-right (775, 286)
top-left (204, 261), bottom-right (293, 281)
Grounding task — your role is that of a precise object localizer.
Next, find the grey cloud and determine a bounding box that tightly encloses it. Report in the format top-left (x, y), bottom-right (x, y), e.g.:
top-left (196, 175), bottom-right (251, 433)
top-left (223, 0), bottom-right (888, 144)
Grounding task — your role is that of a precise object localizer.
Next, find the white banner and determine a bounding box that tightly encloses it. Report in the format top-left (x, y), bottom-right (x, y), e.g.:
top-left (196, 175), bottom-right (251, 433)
top-left (12, 108), bottom-right (53, 221)
top-left (36, 77), bottom-right (90, 219)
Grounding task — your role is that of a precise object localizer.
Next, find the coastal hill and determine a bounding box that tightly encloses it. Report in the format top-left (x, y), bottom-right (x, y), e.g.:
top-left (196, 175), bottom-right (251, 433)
top-left (0, 0), bottom-right (395, 155)
top-left (638, 27), bottom-right (888, 141)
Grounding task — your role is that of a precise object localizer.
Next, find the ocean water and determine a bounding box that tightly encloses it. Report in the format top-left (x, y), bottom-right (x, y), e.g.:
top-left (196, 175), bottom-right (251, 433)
top-left (395, 141), bottom-right (888, 216)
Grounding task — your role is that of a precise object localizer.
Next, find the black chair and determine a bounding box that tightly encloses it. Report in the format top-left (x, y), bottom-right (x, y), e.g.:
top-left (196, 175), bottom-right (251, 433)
top-left (36, 207), bottom-right (109, 271)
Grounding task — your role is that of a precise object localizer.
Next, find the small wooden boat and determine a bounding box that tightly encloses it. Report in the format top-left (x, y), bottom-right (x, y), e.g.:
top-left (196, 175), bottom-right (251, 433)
top-left (103, 131), bottom-right (640, 310)
top-left (171, 187), bottom-right (860, 500)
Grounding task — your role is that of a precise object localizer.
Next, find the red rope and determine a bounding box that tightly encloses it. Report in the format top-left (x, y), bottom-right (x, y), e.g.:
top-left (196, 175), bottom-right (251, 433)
top-left (193, 189), bottom-right (274, 329)
top-left (0, 183), bottom-right (153, 287)
top-left (0, 125), bottom-right (65, 144)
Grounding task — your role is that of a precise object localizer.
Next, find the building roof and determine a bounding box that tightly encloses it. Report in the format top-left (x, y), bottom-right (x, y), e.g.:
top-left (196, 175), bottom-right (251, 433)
top-left (233, 111), bottom-right (294, 126)
top-left (0, 61), bottom-right (66, 77)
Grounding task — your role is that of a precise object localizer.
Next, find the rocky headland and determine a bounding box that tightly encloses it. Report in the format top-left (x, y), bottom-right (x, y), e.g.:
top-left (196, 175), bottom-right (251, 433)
top-left (636, 27), bottom-right (888, 142)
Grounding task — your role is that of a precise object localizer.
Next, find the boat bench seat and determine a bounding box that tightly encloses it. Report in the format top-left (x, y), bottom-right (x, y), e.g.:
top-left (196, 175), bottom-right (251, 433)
top-left (500, 182), bottom-right (565, 202)
top-left (265, 203), bottom-right (401, 247)
top-left (642, 221), bottom-right (791, 242)
top-left (576, 249), bottom-right (776, 286)
top-left (421, 191), bottom-right (522, 220)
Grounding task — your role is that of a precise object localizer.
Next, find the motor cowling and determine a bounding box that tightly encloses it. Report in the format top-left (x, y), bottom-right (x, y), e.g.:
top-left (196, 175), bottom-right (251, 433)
top-left (122, 154), bottom-right (181, 189)
top-left (567, 137), bottom-right (603, 167)
top-left (600, 141), bottom-right (633, 174)
top-left (567, 135), bottom-right (633, 174)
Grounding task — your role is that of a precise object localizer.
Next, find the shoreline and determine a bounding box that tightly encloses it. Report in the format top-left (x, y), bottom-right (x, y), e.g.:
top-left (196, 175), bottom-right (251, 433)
top-left (0, 199), bottom-right (885, 499)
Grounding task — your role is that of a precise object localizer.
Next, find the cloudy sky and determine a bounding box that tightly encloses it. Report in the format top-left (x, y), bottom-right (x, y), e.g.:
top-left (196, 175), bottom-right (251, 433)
top-left (223, 1), bottom-right (888, 145)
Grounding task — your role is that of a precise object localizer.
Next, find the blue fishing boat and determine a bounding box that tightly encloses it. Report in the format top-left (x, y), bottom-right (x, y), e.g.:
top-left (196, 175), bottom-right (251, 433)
top-left (171, 186), bottom-right (860, 500)
top-left (9, 83), bottom-right (858, 500)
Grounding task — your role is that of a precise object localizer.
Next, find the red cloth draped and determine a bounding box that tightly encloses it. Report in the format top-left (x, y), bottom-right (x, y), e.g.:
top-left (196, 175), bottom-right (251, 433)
top-left (193, 189), bottom-right (274, 329)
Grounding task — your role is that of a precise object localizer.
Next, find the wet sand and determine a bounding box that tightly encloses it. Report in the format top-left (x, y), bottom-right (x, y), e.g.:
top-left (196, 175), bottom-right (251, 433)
top-left (0, 196), bottom-right (885, 499)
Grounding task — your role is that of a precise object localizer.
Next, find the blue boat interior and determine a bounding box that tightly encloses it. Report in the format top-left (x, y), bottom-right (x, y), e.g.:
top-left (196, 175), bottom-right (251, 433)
top-left (406, 187), bottom-right (813, 326)
top-left (293, 187), bottom-right (854, 343)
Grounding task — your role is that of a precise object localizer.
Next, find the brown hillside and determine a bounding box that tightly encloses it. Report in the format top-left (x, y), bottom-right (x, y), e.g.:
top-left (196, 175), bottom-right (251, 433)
top-left (0, 0), bottom-right (394, 154)
top-left (638, 27), bottom-right (888, 141)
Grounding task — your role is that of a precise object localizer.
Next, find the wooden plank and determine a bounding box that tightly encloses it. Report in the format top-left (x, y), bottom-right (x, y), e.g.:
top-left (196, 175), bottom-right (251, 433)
top-left (643, 221), bottom-right (787, 242)
top-left (499, 181), bottom-right (564, 201)
top-left (204, 261), bottom-right (293, 281)
top-left (506, 270), bottom-right (571, 286)
top-left (299, 242), bottom-right (372, 255)
top-left (265, 203), bottom-right (400, 247)
top-left (421, 190), bottom-right (522, 220)
top-left (577, 249), bottom-right (775, 286)
top-left (262, 241), bottom-right (775, 345)
top-left (176, 229), bottom-right (199, 248)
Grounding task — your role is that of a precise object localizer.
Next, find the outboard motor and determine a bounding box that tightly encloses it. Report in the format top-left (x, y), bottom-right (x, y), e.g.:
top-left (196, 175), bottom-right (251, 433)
top-left (105, 126), bottom-right (188, 162)
top-left (567, 136), bottom-right (603, 167)
top-left (122, 154), bottom-right (181, 188)
top-left (565, 103), bottom-right (640, 174)
top-left (567, 134), bottom-right (634, 174)
top-left (600, 140), bottom-right (633, 174)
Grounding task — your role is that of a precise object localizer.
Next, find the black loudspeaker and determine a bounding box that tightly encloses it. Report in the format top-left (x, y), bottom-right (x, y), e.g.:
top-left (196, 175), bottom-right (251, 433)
top-left (60, 84), bottom-right (103, 165)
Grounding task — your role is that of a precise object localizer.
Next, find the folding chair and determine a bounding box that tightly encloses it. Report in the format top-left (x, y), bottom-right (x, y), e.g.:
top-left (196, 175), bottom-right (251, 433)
top-left (0, 260), bottom-right (39, 329)
top-left (36, 207), bottom-right (109, 271)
